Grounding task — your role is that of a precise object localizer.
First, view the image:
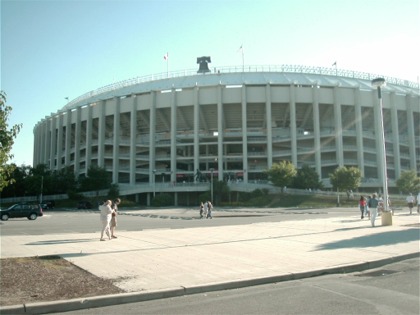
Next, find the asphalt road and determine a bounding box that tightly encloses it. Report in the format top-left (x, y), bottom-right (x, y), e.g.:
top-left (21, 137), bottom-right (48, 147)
top-left (0, 207), bottom-right (358, 236)
top-left (55, 257), bottom-right (420, 315)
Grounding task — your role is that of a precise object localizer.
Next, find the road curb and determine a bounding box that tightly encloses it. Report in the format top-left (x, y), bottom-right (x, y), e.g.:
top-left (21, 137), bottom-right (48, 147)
top-left (1, 252), bottom-right (418, 314)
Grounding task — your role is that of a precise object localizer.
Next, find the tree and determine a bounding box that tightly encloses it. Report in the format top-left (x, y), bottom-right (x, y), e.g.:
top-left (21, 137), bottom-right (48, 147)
top-left (0, 91), bottom-right (22, 191)
top-left (52, 166), bottom-right (77, 194)
top-left (293, 165), bottom-right (323, 190)
top-left (107, 183), bottom-right (120, 200)
top-left (79, 165), bottom-right (112, 194)
top-left (212, 180), bottom-right (230, 204)
top-left (396, 170), bottom-right (420, 194)
top-left (0, 164), bottom-right (31, 197)
top-left (329, 166), bottom-right (361, 192)
top-left (266, 161), bottom-right (297, 188)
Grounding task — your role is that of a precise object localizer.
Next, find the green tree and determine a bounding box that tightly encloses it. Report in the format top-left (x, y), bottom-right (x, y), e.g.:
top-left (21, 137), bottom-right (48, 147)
top-left (212, 180), bottom-right (230, 204)
top-left (79, 165), bottom-right (112, 194)
top-left (107, 183), bottom-right (120, 200)
top-left (51, 166), bottom-right (77, 194)
top-left (25, 164), bottom-right (52, 197)
top-left (0, 91), bottom-right (22, 191)
top-left (266, 161), bottom-right (297, 188)
top-left (329, 166), bottom-right (361, 192)
top-left (396, 170), bottom-right (420, 194)
top-left (0, 164), bottom-right (32, 197)
top-left (293, 165), bottom-right (323, 190)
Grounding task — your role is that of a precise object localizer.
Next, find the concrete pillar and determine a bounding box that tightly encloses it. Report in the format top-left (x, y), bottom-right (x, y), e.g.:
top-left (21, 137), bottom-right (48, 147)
top-left (49, 115), bottom-right (56, 169)
top-left (390, 92), bottom-right (401, 179)
top-left (149, 92), bottom-right (157, 185)
top-left (112, 97), bottom-right (120, 183)
top-left (85, 104), bottom-right (92, 171)
top-left (312, 86), bottom-right (321, 177)
top-left (65, 110), bottom-right (71, 166)
top-left (406, 94), bottom-right (417, 172)
top-left (354, 88), bottom-right (365, 177)
top-left (56, 113), bottom-right (63, 170)
top-left (98, 100), bottom-right (105, 168)
top-left (217, 85), bottom-right (223, 180)
top-left (130, 95), bottom-right (137, 185)
top-left (74, 108), bottom-right (81, 175)
top-left (193, 86), bottom-right (200, 182)
top-left (265, 84), bottom-right (273, 169)
top-left (241, 85), bottom-right (248, 183)
top-left (170, 89), bottom-right (177, 184)
top-left (333, 86), bottom-right (344, 167)
top-left (289, 85), bottom-right (297, 166)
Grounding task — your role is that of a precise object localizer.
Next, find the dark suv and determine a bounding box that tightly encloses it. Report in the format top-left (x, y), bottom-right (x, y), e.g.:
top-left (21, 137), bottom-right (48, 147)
top-left (0, 204), bottom-right (43, 221)
top-left (40, 200), bottom-right (55, 209)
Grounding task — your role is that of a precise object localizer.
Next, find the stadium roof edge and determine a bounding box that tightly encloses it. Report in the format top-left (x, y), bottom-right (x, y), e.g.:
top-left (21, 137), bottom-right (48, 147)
top-left (61, 64), bottom-right (419, 112)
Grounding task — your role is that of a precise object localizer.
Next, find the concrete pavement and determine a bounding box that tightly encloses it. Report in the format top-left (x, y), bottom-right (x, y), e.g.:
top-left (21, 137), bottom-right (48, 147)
top-left (1, 209), bottom-right (419, 314)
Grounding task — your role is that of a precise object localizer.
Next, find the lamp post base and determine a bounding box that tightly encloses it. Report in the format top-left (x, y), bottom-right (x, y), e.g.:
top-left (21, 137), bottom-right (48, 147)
top-left (381, 211), bottom-right (393, 226)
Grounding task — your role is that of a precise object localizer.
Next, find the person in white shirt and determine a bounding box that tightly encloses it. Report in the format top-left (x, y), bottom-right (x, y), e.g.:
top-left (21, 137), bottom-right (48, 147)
top-left (406, 193), bottom-right (415, 215)
top-left (368, 193), bottom-right (379, 227)
top-left (99, 200), bottom-right (114, 241)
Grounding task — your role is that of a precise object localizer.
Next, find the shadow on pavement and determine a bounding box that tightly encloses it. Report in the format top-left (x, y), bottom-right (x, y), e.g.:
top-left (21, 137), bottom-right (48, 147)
top-left (316, 228), bottom-right (420, 250)
top-left (25, 238), bottom-right (95, 245)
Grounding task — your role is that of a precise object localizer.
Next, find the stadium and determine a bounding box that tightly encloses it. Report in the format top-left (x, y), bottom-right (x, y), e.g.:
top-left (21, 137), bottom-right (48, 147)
top-left (33, 64), bottom-right (420, 205)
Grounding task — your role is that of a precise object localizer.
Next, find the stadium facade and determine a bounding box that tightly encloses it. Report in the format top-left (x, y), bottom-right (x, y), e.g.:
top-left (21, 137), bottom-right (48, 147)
top-left (33, 65), bottom-right (420, 204)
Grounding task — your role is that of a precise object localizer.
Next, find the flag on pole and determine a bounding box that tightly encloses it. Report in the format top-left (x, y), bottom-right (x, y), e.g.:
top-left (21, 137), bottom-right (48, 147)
top-left (164, 52), bottom-right (168, 61)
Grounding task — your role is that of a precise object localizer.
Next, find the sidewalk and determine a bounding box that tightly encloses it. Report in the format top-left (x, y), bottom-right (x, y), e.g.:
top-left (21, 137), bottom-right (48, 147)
top-left (1, 210), bottom-right (419, 314)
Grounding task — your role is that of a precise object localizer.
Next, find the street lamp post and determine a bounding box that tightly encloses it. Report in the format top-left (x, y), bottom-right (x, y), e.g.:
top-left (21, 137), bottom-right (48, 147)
top-left (371, 77), bottom-right (389, 213)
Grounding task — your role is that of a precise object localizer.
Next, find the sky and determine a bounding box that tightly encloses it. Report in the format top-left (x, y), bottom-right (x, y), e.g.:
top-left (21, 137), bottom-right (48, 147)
top-left (2, 0), bottom-right (419, 167)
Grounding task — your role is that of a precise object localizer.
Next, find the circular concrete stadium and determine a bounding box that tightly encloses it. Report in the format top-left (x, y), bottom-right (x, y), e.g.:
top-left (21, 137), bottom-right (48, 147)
top-left (33, 65), bottom-right (420, 204)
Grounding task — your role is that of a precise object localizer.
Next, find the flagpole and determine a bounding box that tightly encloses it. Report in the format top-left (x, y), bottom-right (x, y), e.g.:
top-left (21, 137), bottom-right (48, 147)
top-left (164, 52), bottom-right (169, 78)
top-left (238, 45), bottom-right (244, 72)
top-left (242, 49), bottom-right (244, 72)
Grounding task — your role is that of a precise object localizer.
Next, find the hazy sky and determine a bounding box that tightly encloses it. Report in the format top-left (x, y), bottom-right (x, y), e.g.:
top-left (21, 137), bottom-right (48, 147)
top-left (2, 0), bottom-right (419, 166)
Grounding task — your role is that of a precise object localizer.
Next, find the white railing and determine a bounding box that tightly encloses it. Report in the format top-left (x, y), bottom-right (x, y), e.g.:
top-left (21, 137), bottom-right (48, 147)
top-left (62, 64), bottom-right (419, 111)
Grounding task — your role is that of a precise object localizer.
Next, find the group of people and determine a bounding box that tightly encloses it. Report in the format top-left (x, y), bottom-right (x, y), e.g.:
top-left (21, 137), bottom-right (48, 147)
top-left (406, 193), bottom-right (420, 215)
top-left (358, 193), bottom-right (388, 227)
top-left (99, 198), bottom-right (121, 241)
top-left (359, 192), bottom-right (420, 227)
top-left (199, 201), bottom-right (213, 219)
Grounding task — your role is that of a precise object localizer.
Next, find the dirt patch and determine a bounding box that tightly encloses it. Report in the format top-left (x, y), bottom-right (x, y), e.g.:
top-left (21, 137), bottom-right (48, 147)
top-left (0, 256), bottom-right (125, 306)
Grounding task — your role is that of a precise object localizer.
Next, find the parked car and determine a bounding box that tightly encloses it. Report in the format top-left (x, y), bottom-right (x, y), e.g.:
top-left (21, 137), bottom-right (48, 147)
top-left (77, 201), bottom-right (93, 209)
top-left (40, 200), bottom-right (55, 209)
top-left (0, 204), bottom-right (43, 221)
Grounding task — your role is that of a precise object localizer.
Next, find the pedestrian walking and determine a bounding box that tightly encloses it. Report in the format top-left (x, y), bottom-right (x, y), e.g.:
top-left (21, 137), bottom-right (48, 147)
top-left (99, 200), bottom-right (114, 241)
top-left (367, 193), bottom-right (379, 227)
top-left (417, 192), bottom-right (420, 214)
top-left (358, 196), bottom-right (366, 219)
top-left (365, 195), bottom-right (371, 219)
top-left (406, 193), bottom-right (415, 214)
top-left (110, 198), bottom-right (120, 239)
top-left (206, 201), bottom-right (213, 219)
top-left (203, 201), bottom-right (208, 218)
top-left (199, 202), bottom-right (204, 219)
